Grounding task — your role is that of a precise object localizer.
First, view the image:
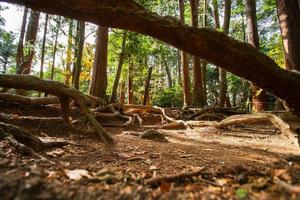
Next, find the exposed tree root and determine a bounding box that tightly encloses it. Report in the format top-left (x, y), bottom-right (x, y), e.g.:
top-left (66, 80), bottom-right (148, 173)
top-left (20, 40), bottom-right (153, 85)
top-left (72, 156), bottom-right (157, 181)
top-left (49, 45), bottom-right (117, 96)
top-left (0, 75), bottom-right (114, 144)
top-left (214, 113), bottom-right (296, 139)
top-left (145, 167), bottom-right (205, 185)
top-left (0, 122), bottom-right (68, 152)
top-left (159, 121), bottom-right (187, 130)
top-left (189, 106), bottom-right (243, 120)
top-left (0, 93), bottom-right (59, 105)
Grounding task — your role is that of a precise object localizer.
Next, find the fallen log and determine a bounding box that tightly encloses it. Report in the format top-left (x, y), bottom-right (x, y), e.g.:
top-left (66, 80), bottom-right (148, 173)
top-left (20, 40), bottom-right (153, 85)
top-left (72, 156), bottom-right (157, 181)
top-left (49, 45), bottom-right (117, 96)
top-left (0, 75), bottom-right (113, 144)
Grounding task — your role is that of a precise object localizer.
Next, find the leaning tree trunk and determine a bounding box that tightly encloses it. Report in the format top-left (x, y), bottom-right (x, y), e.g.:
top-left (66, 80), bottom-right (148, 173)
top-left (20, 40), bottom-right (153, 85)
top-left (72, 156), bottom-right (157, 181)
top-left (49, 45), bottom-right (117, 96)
top-left (73, 21), bottom-right (85, 89)
top-left (16, 7), bottom-right (28, 73)
top-left (276, 0), bottom-right (300, 71)
top-left (17, 10), bottom-right (40, 75)
top-left (90, 26), bottom-right (109, 100)
top-left (246, 0), bottom-right (267, 112)
top-left (110, 31), bottom-right (127, 103)
top-left (2, 0), bottom-right (300, 117)
top-left (179, 0), bottom-right (191, 107)
top-left (191, 0), bottom-right (204, 107)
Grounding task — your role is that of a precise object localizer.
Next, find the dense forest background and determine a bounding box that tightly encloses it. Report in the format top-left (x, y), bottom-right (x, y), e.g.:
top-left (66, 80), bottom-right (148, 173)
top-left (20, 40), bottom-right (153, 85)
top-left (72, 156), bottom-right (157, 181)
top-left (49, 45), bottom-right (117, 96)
top-left (0, 0), bottom-right (287, 110)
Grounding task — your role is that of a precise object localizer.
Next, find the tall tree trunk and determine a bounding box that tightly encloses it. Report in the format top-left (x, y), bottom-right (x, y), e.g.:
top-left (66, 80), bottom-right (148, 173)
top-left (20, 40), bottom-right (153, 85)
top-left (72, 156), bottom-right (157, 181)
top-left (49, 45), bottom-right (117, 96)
top-left (90, 26), bottom-right (109, 100)
top-left (73, 21), bottom-right (85, 89)
top-left (16, 7), bottom-right (28, 73)
top-left (128, 62), bottom-right (133, 104)
top-left (50, 16), bottom-right (61, 80)
top-left (177, 50), bottom-right (181, 86)
top-left (119, 81), bottom-right (125, 104)
top-left (202, 0), bottom-right (208, 105)
top-left (191, 0), bottom-right (204, 107)
top-left (72, 21), bottom-right (80, 84)
top-left (179, 0), bottom-right (191, 107)
top-left (246, 0), bottom-right (267, 112)
top-left (162, 58), bottom-right (172, 88)
top-left (65, 19), bottom-right (73, 86)
top-left (110, 31), bottom-right (127, 103)
top-left (143, 66), bottom-right (153, 105)
top-left (39, 13), bottom-right (48, 80)
top-left (17, 10), bottom-right (40, 75)
top-left (215, 0), bottom-right (231, 108)
top-left (276, 0), bottom-right (300, 71)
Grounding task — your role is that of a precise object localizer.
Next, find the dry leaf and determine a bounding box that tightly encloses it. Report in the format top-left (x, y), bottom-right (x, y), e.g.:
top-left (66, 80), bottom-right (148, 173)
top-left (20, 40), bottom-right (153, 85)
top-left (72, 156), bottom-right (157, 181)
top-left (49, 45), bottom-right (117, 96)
top-left (64, 169), bottom-right (91, 180)
top-left (160, 181), bottom-right (171, 193)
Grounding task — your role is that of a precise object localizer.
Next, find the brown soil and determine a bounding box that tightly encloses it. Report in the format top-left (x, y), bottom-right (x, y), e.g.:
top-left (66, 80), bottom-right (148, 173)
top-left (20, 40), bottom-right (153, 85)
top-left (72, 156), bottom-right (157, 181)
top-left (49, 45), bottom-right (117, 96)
top-left (1, 103), bottom-right (300, 199)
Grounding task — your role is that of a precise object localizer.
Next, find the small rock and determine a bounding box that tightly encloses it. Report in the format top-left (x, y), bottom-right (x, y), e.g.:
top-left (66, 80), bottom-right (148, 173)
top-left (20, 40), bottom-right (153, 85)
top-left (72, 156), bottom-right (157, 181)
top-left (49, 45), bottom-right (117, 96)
top-left (140, 130), bottom-right (168, 143)
top-left (236, 173), bottom-right (248, 184)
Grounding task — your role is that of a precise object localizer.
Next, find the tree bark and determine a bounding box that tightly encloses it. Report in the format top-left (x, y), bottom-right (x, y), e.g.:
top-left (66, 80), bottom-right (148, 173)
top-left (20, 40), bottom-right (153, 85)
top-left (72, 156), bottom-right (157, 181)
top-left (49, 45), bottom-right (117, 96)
top-left (128, 62), bottom-right (133, 104)
top-left (143, 66), bottom-right (153, 105)
top-left (16, 7), bottom-right (28, 73)
top-left (73, 21), bottom-right (85, 89)
top-left (110, 31), bottom-right (127, 103)
top-left (50, 16), bottom-right (61, 80)
top-left (179, 0), bottom-right (191, 107)
top-left (162, 57), bottom-right (172, 88)
top-left (2, 0), bottom-right (300, 116)
top-left (276, 0), bottom-right (300, 71)
top-left (65, 19), bottom-right (73, 86)
top-left (39, 13), bottom-right (48, 80)
top-left (246, 0), bottom-right (267, 112)
top-left (120, 81), bottom-right (126, 104)
top-left (191, 0), bottom-right (204, 107)
top-left (90, 26), bottom-right (108, 100)
top-left (17, 10), bottom-right (40, 75)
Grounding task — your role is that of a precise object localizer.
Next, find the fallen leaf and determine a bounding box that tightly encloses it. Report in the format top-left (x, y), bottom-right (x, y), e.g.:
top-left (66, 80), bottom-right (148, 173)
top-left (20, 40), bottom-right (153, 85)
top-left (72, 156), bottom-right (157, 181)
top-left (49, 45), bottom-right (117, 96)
top-left (64, 169), bottom-right (91, 180)
top-left (160, 181), bottom-right (171, 193)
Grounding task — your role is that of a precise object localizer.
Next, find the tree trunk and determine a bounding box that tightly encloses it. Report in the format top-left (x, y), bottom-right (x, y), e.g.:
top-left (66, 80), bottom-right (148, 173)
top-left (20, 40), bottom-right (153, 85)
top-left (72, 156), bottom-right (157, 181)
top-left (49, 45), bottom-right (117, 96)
top-left (50, 16), bottom-right (61, 80)
top-left (17, 10), bottom-right (40, 75)
top-left (162, 58), bottom-right (172, 88)
top-left (246, 0), bottom-right (267, 112)
top-left (128, 62), bottom-right (133, 104)
top-left (214, 0), bottom-right (231, 108)
top-left (179, 0), bottom-right (191, 107)
top-left (39, 13), bottom-right (48, 80)
top-left (3, 0), bottom-right (300, 116)
top-left (90, 26), bottom-right (108, 100)
top-left (65, 19), bottom-right (73, 86)
top-left (143, 66), bottom-right (153, 105)
top-left (110, 31), bottom-right (127, 103)
top-left (16, 7), bottom-right (28, 73)
top-left (120, 81), bottom-right (125, 104)
top-left (191, 0), bottom-right (204, 107)
top-left (276, 0), bottom-right (300, 71)
top-left (202, 0), bottom-right (208, 105)
top-left (177, 50), bottom-right (181, 86)
top-left (73, 21), bottom-right (85, 89)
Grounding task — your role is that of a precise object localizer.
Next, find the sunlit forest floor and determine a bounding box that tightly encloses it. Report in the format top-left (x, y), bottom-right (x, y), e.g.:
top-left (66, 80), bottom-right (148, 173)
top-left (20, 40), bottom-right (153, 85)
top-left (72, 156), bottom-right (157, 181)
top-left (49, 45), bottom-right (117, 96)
top-left (1, 102), bottom-right (300, 199)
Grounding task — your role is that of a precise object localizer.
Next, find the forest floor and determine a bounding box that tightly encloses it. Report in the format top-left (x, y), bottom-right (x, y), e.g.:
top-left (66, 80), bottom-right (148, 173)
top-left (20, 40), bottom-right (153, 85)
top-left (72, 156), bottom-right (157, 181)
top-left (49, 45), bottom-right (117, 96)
top-left (1, 103), bottom-right (300, 199)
